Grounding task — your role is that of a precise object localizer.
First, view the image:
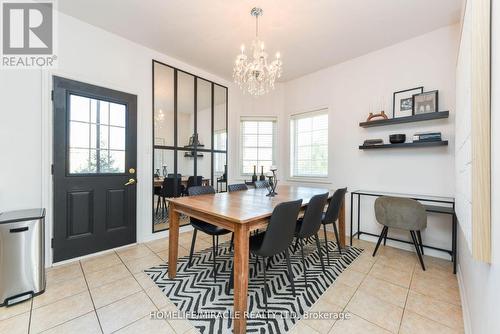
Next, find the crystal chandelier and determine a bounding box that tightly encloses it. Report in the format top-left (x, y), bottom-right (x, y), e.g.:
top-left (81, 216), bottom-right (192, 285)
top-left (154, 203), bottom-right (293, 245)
top-left (233, 8), bottom-right (282, 96)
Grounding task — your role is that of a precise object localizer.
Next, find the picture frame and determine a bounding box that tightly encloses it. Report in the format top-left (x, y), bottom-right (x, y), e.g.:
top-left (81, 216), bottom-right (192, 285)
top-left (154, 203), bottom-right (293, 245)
top-left (392, 86), bottom-right (423, 118)
top-left (412, 90), bottom-right (439, 115)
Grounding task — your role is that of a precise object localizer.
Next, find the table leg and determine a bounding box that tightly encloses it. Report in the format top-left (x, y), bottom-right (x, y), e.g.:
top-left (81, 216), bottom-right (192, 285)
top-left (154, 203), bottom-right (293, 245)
top-left (339, 200), bottom-right (346, 247)
top-left (233, 224), bottom-right (249, 334)
top-left (357, 194), bottom-right (361, 239)
top-left (168, 203), bottom-right (180, 279)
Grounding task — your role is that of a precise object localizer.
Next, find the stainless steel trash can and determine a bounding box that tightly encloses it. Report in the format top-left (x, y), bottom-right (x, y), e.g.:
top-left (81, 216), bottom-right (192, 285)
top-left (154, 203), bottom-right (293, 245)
top-left (0, 208), bottom-right (46, 306)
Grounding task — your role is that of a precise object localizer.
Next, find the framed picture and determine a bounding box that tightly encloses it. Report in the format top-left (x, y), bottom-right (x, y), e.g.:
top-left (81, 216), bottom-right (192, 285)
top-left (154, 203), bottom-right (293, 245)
top-left (413, 90), bottom-right (439, 115)
top-left (392, 87), bottom-right (423, 118)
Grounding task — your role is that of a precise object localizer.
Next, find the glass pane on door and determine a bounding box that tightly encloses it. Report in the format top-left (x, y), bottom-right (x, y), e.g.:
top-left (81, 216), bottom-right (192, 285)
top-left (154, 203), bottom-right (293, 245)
top-left (68, 94), bottom-right (126, 174)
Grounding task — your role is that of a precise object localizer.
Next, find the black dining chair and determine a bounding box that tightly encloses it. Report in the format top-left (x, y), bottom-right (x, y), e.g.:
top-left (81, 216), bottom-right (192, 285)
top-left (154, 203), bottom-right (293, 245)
top-left (187, 186), bottom-right (231, 282)
top-left (184, 176), bottom-right (203, 195)
top-left (227, 199), bottom-right (303, 317)
top-left (254, 180), bottom-right (269, 189)
top-left (321, 188), bottom-right (347, 265)
top-left (293, 192), bottom-right (329, 288)
top-left (227, 183), bottom-right (249, 192)
top-left (157, 177), bottom-right (181, 218)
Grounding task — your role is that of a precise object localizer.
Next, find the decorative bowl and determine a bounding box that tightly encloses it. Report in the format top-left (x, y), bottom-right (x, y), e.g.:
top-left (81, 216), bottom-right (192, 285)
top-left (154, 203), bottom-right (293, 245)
top-left (389, 134), bottom-right (406, 144)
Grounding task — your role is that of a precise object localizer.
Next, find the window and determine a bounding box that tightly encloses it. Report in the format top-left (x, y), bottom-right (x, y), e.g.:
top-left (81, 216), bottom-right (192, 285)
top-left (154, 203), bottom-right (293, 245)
top-left (68, 94), bottom-right (126, 174)
top-left (240, 118), bottom-right (277, 175)
top-left (290, 109), bottom-right (328, 178)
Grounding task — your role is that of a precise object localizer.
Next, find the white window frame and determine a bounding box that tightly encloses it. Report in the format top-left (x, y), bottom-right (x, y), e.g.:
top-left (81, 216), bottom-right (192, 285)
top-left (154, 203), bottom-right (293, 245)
top-left (240, 116), bottom-right (277, 177)
top-left (289, 108), bottom-right (329, 180)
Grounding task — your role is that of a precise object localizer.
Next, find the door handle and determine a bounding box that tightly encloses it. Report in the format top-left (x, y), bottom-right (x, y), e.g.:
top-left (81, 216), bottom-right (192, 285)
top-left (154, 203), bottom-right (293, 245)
top-left (124, 178), bottom-right (136, 186)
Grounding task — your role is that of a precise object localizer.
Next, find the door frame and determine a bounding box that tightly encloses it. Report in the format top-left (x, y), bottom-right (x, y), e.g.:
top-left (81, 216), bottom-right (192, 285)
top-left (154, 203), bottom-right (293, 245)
top-left (41, 70), bottom-right (142, 266)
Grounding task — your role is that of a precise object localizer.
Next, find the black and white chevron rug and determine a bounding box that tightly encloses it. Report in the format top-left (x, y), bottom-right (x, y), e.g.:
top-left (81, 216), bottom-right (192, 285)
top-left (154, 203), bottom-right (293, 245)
top-left (145, 239), bottom-right (362, 333)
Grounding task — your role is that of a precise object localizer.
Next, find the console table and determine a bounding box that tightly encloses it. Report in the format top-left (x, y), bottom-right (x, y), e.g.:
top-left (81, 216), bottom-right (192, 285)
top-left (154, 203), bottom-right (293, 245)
top-left (350, 190), bottom-right (457, 274)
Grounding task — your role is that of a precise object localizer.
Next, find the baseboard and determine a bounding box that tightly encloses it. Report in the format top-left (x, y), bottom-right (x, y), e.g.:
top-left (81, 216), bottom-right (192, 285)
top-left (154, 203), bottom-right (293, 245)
top-left (457, 264), bottom-right (472, 334)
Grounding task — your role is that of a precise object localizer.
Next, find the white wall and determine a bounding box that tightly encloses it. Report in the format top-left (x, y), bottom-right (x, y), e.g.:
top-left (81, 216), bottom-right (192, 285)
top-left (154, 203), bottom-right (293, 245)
top-left (455, 0), bottom-right (500, 333)
top-left (275, 25), bottom-right (459, 257)
top-left (0, 11), bottom-right (245, 266)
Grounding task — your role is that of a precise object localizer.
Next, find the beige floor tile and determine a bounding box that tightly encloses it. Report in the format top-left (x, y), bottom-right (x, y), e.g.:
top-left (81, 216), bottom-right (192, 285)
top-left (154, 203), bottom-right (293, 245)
top-left (33, 275), bottom-right (88, 308)
top-left (46, 262), bottom-right (84, 284)
top-left (358, 276), bottom-right (408, 308)
top-left (97, 291), bottom-right (156, 334)
top-left (289, 320), bottom-right (321, 334)
top-left (145, 285), bottom-right (171, 309)
top-left (156, 250), bottom-right (169, 262)
top-left (321, 282), bottom-right (356, 308)
top-left (145, 238), bottom-right (169, 253)
top-left (400, 309), bottom-right (461, 334)
top-left (345, 290), bottom-right (403, 333)
top-left (348, 254), bottom-right (376, 274)
top-left (335, 269), bottom-right (366, 289)
top-left (30, 291), bottom-right (94, 333)
top-left (329, 313), bottom-right (391, 334)
top-left (41, 312), bottom-right (101, 334)
top-left (410, 274), bottom-right (461, 306)
top-left (161, 301), bottom-right (197, 334)
top-left (124, 254), bottom-right (163, 274)
top-left (85, 263), bottom-right (132, 289)
top-left (304, 299), bottom-right (343, 333)
top-left (368, 262), bottom-right (413, 288)
top-left (0, 299), bottom-right (31, 321)
top-left (81, 252), bottom-right (122, 273)
top-left (91, 275), bottom-right (142, 309)
top-left (421, 255), bottom-right (454, 273)
top-left (405, 291), bottom-right (463, 330)
top-left (115, 315), bottom-right (175, 334)
top-left (0, 311), bottom-right (30, 334)
top-left (134, 272), bottom-right (156, 290)
top-left (117, 244), bottom-right (154, 262)
top-left (376, 254), bottom-right (416, 273)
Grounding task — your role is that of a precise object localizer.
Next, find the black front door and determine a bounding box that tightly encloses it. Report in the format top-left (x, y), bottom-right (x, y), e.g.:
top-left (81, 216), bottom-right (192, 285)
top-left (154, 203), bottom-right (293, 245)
top-left (52, 76), bottom-right (137, 262)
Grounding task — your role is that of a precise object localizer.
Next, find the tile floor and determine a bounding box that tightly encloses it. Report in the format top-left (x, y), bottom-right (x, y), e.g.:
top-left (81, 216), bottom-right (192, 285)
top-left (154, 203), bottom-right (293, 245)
top-left (0, 231), bottom-right (464, 334)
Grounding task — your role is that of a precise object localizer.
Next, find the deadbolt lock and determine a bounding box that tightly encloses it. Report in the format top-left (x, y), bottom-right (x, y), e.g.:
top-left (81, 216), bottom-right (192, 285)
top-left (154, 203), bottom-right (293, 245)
top-left (129, 168), bottom-right (136, 174)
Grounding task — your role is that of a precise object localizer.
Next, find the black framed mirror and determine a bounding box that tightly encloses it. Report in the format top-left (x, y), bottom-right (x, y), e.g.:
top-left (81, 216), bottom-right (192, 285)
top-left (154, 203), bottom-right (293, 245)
top-left (152, 60), bottom-right (228, 233)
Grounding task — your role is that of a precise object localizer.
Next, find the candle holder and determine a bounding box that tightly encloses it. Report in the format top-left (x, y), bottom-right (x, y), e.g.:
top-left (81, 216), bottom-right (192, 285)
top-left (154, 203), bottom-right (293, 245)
top-left (266, 168), bottom-right (278, 197)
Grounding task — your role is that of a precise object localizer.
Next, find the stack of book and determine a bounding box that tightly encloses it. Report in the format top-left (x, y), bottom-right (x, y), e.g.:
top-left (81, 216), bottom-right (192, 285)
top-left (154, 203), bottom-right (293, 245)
top-left (413, 132), bottom-right (442, 142)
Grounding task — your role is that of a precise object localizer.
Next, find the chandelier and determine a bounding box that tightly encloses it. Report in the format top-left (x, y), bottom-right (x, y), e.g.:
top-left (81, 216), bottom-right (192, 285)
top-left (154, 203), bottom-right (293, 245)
top-left (233, 8), bottom-right (282, 96)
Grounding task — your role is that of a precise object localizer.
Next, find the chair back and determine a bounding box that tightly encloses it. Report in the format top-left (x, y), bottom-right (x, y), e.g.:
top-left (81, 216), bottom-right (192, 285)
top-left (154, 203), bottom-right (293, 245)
top-left (254, 180), bottom-right (269, 189)
top-left (257, 199), bottom-right (303, 257)
top-left (374, 196), bottom-right (427, 231)
top-left (167, 173), bottom-right (182, 178)
top-left (162, 177), bottom-right (180, 197)
top-left (228, 183), bottom-right (248, 192)
top-left (297, 192), bottom-right (329, 238)
top-left (187, 176), bottom-right (203, 189)
top-left (188, 185), bottom-right (216, 196)
top-left (323, 188), bottom-right (347, 224)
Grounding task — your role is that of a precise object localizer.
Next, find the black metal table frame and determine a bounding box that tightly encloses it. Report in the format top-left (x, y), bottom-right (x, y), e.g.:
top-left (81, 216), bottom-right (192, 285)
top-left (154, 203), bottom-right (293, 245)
top-left (350, 191), bottom-right (457, 274)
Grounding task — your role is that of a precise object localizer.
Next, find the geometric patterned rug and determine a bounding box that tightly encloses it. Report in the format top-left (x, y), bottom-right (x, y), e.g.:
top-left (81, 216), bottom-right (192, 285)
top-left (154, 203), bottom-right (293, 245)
top-left (145, 239), bottom-right (363, 333)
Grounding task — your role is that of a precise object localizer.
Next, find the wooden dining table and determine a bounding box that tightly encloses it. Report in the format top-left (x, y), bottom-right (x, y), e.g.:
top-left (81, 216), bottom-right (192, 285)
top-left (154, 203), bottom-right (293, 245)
top-left (167, 185), bottom-right (346, 333)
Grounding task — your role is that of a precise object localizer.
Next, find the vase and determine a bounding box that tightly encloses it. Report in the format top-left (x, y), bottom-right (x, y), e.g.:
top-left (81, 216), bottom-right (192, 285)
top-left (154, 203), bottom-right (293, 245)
top-left (259, 166), bottom-right (265, 181)
top-left (162, 166), bottom-right (167, 177)
top-left (252, 165), bottom-right (257, 182)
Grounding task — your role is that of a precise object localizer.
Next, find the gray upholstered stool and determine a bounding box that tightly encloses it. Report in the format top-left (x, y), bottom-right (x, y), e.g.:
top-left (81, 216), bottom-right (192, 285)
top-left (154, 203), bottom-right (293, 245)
top-left (372, 196), bottom-right (427, 270)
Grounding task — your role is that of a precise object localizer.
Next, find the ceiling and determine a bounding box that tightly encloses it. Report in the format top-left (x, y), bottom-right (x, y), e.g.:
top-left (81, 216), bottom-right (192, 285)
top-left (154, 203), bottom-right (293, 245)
top-left (58, 0), bottom-right (461, 81)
